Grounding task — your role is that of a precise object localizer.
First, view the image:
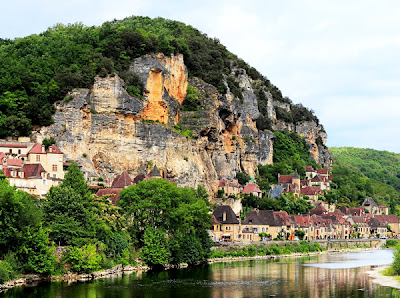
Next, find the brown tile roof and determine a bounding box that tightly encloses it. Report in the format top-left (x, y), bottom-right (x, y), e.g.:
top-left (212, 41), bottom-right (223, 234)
top-left (149, 165), bottom-right (162, 177)
top-left (243, 210), bottom-right (291, 226)
top-left (317, 168), bottom-right (328, 175)
top-left (133, 173), bottom-right (149, 184)
top-left (301, 186), bottom-right (323, 196)
top-left (0, 144), bottom-right (28, 148)
top-left (242, 183), bottom-right (262, 194)
top-left (305, 166), bottom-right (315, 172)
top-left (374, 215), bottom-right (400, 224)
top-left (278, 175), bottom-right (293, 184)
top-left (351, 216), bottom-right (367, 224)
top-left (219, 178), bottom-right (241, 188)
top-left (213, 205), bottom-right (239, 224)
top-left (311, 175), bottom-right (324, 182)
top-left (96, 188), bottom-right (122, 204)
top-left (369, 217), bottom-right (386, 228)
top-left (21, 163), bottom-right (47, 178)
top-left (111, 172), bottom-right (133, 188)
top-left (47, 144), bottom-right (63, 154)
top-left (290, 215), bottom-right (311, 228)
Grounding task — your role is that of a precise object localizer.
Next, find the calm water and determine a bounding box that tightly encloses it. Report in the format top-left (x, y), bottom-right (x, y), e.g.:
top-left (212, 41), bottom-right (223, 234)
top-left (2, 250), bottom-right (399, 298)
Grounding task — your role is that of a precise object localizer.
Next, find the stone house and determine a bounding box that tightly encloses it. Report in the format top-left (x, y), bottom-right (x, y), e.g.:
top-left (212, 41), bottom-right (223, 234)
top-left (369, 218), bottom-right (388, 237)
top-left (242, 210), bottom-right (292, 241)
top-left (210, 205), bottom-right (241, 242)
top-left (362, 197), bottom-right (389, 215)
top-left (2, 143), bottom-right (64, 197)
top-left (242, 182), bottom-right (263, 198)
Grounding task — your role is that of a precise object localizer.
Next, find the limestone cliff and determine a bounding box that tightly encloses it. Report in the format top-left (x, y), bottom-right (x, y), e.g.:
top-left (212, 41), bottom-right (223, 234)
top-left (35, 53), bottom-right (330, 194)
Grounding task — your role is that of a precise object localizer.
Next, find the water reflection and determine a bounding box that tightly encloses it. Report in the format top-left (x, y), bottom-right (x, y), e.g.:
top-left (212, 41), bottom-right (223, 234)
top-left (2, 250), bottom-right (400, 298)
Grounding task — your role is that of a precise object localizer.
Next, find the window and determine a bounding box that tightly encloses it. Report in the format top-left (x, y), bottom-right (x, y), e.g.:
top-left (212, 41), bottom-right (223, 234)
top-left (18, 149), bottom-right (21, 154)
top-left (36, 155), bottom-right (40, 162)
top-left (52, 164), bottom-right (57, 171)
top-left (9, 149), bottom-right (12, 154)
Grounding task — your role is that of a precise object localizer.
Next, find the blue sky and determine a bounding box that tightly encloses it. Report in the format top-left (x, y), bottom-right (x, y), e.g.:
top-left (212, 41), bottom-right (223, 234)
top-left (2, 0), bottom-right (400, 152)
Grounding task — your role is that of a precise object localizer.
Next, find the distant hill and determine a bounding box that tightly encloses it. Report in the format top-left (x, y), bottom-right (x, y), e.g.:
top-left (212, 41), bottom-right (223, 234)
top-left (329, 147), bottom-right (400, 212)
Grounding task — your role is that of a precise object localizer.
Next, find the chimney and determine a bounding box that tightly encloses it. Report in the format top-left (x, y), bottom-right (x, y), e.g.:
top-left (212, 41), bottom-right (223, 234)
top-left (223, 212), bottom-right (227, 222)
top-left (42, 145), bottom-right (45, 153)
top-left (49, 146), bottom-right (53, 153)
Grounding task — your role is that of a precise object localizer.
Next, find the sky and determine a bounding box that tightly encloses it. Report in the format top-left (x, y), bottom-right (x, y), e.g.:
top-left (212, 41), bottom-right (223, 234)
top-left (1, 0), bottom-right (400, 152)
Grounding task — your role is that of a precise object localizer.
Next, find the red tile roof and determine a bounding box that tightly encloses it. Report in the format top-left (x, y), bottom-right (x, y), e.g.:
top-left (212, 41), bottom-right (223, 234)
top-left (0, 152), bottom-right (6, 160)
top-left (374, 215), bottom-right (400, 224)
top-left (278, 175), bottom-right (293, 184)
top-left (305, 166), bottom-right (315, 172)
top-left (28, 143), bottom-right (45, 154)
top-left (212, 215), bottom-right (220, 225)
top-left (242, 183), bottom-right (262, 194)
top-left (0, 144), bottom-right (28, 148)
top-left (96, 188), bottom-right (122, 204)
top-left (47, 145), bottom-right (63, 154)
top-left (301, 186), bottom-right (323, 196)
top-left (6, 158), bottom-right (23, 167)
top-left (219, 178), bottom-right (241, 188)
top-left (317, 168), bottom-right (328, 175)
top-left (21, 163), bottom-right (47, 178)
top-left (111, 172), bottom-right (133, 188)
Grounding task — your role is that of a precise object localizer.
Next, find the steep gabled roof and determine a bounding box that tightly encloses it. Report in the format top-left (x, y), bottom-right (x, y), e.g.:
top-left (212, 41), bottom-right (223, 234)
top-left (149, 165), bottom-right (161, 177)
top-left (317, 168), bottom-right (328, 175)
top-left (133, 173), bottom-right (149, 184)
top-left (311, 175), bottom-right (323, 182)
top-left (213, 205), bottom-right (239, 224)
top-left (243, 183), bottom-right (262, 194)
top-left (28, 143), bottom-right (45, 154)
top-left (47, 144), bottom-right (63, 154)
top-left (211, 215), bottom-right (220, 225)
top-left (111, 172), bottom-right (133, 188)
top-left (305, 166), bottom-right (315, 172)
top-left (369, 217), bottom-right (386, 228)
top-left (362, 197), bottom-right (378, 208)
top-left (21, 163), bottom-right (47, 178)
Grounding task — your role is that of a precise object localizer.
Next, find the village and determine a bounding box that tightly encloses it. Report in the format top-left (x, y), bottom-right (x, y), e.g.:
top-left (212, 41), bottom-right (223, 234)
top-left (1, 139), bottom-right (398, 243)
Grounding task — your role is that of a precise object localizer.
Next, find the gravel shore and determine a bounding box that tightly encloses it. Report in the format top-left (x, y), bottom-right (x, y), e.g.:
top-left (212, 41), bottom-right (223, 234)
top-left (367, 265), bottom-right (400, 289)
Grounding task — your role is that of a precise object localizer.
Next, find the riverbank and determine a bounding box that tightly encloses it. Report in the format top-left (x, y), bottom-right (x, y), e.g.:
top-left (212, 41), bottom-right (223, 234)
top-left (367, 265), bottom-right (400, 290)
top-left (0, 243), bottom-right (386, 294)
top-left (208, 246), bottom-right (382, 264)
top-left (0, 263), bottom-right (149, 293)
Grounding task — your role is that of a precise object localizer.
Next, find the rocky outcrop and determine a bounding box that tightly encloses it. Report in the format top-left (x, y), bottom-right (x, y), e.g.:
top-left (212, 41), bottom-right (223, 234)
top-left (35, 53), bottom-right (329, 195)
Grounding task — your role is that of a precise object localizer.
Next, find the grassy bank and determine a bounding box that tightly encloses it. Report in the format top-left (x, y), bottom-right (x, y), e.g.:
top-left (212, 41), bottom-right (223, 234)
top-left (210, 241), bottom-right (325, 259)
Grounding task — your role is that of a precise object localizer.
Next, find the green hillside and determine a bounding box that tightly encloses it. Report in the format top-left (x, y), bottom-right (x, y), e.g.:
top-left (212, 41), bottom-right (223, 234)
top-left (329, 147), bottom-right (400, 212)
top-left (0, 16), bottom-right (320, 138)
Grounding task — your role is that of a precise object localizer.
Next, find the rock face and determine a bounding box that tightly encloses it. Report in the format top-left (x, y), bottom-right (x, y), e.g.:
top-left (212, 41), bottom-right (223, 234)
top-left (36, 53), bottom-right (330, 195)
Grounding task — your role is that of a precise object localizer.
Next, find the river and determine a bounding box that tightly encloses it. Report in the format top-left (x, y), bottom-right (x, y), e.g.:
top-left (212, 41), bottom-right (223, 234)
top-left (1, 250), bottom-right (398, 297)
